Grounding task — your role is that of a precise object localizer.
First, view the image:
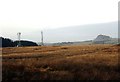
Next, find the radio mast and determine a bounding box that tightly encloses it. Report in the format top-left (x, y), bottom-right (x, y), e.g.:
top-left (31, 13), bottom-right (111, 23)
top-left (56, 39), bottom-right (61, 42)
top-left (41, 31), bottom-right (44, 46)
top-left (17, 32), bottom-right (21, 47)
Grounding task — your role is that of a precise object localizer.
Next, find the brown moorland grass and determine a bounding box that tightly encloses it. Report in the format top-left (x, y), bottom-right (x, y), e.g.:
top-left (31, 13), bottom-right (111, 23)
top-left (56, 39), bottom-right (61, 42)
top-left (2, 44), bottom-right (120, 80)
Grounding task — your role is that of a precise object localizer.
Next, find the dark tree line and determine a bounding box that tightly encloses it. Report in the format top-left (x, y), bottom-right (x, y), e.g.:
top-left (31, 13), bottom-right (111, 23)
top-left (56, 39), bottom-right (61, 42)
top-left (14, 40), bottom-right (38, 47)
top-left (0, 37), bottom-right (38, 47)
top-left (0, 37), bottom-right (15, 47)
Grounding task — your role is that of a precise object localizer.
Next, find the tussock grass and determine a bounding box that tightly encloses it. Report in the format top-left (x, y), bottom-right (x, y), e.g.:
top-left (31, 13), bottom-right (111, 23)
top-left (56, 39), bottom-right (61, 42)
top-left (2, 44), bottom-right (120, 80)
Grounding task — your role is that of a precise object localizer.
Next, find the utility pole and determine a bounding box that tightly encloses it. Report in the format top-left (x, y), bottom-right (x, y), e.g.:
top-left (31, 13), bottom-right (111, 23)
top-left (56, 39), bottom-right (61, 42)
top-left (41, 31), bottom-right (44, 46)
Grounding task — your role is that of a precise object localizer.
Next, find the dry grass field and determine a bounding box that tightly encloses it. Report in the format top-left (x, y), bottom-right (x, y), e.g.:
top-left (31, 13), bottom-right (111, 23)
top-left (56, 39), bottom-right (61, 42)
top-left (1, 44), bottom-right (120, 80)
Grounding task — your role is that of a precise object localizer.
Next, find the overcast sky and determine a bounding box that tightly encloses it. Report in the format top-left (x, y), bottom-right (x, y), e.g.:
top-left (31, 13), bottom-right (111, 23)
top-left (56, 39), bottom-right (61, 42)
top-left (0, 0), bottom-right (119, 42)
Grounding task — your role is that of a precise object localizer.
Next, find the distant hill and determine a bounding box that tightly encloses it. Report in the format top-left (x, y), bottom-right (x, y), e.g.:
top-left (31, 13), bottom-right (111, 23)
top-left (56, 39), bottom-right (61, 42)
top-left (93, 35), bottom-right (111, 44)
top-left (93, 35), bottom-right (111, 42)
top-left (32, 22), bottom-right (117, 43)
top-left (51, 35), bottom-right (118, 46)
top-left (93, 35), bottom-right (118, 44)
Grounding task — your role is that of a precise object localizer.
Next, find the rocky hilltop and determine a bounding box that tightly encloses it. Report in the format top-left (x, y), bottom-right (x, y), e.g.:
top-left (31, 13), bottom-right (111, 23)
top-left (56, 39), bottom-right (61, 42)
top-left (94, 35), bottom-right (111, 42)
top-left (93, 35), bottom-right (118, 44)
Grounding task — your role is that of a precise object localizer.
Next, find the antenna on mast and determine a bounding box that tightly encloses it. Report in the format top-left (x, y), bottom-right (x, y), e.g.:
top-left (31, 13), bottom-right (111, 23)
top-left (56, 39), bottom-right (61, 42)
top-left (41, 31), bottom-right (44, 46)
top-left (17, 32), bottom-right (21, 47)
